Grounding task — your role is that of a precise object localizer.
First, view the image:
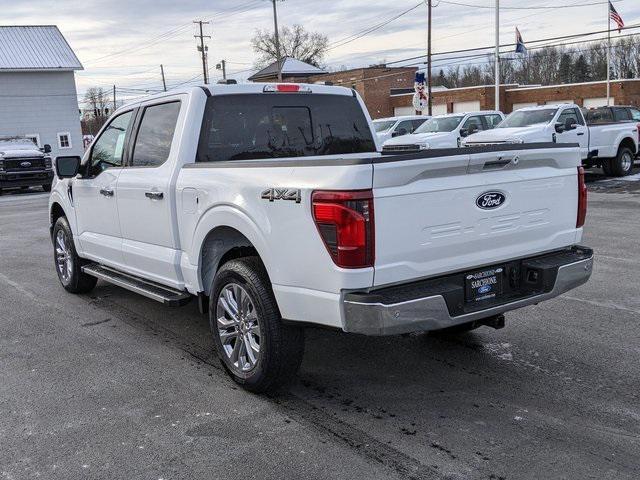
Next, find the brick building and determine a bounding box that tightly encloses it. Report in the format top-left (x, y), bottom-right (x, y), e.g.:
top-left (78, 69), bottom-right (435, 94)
top-left (285, 66), bottom-right (417, 118)
top-left (389, 79), bottom-right (640, 117)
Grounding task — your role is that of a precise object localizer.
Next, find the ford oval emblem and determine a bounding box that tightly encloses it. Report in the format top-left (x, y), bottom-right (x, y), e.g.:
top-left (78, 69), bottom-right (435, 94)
top-left (478, 285), bottom-right (492, 294)
top-left (20, 161), bottom-right (32, 168)
top-left (476, 191), bottom-right (506, 210)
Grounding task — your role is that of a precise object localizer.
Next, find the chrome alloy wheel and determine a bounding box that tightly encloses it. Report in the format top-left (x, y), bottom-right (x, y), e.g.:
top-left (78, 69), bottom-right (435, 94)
top-left (216, 283), bottom-right (261, 372)
top-left (622, 151), bottom-right (633, 172)
top-left (55, 229), bottom-right (73, 283)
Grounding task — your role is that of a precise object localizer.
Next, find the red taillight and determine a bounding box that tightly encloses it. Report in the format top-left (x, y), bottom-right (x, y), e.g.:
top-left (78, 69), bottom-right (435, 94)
top-left (577, 166), bottom-right (587, 228)
top-left (312, 190), bottom-right (375, 269)
top-left (263, 84), bottom-right (311, 93)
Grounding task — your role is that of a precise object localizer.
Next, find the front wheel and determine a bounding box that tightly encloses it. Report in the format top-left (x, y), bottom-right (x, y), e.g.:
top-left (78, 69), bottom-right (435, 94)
top-left (52, 216), bottom-right (97, 293)
top-left (610, 147), bottom-right (634, 177)
top-left (209, 257), bottom-right (305, 393)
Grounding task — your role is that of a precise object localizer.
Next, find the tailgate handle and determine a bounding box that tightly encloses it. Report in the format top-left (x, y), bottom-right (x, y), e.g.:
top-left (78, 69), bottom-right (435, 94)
top-left (483, 155), bottom-right (517, 170)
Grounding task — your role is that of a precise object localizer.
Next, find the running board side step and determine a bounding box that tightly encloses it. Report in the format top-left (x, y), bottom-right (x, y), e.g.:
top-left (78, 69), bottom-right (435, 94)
top-left (82, 264), bottom-right (192, 307)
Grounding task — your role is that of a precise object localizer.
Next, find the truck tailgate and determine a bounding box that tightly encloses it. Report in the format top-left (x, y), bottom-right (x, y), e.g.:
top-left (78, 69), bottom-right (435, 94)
top-left (372, 145), bottom-right (581, 287)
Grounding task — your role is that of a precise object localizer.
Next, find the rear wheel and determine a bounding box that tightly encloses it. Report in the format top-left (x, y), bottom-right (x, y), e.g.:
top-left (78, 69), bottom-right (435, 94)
top-left (610, 146), bottom-right (634, 177)
top-left (52, 216), bottom-right (97, 293)
top-left (209, 257), bottom-right (305, 393)
top-left (601, 159), bottom-right (612, 177)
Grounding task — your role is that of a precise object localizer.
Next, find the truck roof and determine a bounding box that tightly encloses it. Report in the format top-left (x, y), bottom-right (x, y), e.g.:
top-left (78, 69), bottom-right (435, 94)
top-left (119, 83), bottom-right (356, 111)
top-left (373, 115), bottom-right (430, 122)
top-left (434, 110), bottom-right (502, 118)
top-left (517, 103), bottom-right (577, 111)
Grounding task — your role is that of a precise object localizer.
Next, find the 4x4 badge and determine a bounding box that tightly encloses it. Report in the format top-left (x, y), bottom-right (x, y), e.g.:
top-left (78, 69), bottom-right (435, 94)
top-left (261, 188), bottom-right (301, 204)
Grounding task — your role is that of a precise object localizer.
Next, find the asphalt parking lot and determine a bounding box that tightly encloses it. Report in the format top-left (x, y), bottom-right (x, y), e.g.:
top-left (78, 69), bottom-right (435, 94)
top-left (1, 170), bottom-right (639, 480)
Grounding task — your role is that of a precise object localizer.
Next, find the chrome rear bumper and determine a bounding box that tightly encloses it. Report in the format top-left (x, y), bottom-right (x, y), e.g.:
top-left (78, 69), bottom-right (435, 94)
top-left (343, 247), bottom-right (593, 336)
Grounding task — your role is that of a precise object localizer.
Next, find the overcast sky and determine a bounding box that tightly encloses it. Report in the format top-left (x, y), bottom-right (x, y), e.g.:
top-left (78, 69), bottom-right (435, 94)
top-left (2, 0), bottom-right (639, 101)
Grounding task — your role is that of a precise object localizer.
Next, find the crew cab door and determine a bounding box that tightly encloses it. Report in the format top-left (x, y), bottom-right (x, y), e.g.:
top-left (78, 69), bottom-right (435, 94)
top-left (73, 110), bottom-right (135, 266)
top-left (115, 99), bottom-right (183, 287)
top-left (556, 107), bottom-right (588, 158)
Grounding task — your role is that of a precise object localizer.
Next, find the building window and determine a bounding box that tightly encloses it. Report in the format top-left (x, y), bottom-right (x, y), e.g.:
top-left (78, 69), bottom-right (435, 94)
top-left (57, 132), bottom-right (72, 149)
top-left (25, 134), bottom-right (40, 148)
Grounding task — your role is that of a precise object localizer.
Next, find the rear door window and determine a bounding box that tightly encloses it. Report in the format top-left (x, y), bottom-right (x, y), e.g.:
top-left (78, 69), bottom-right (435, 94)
top-left (131, 101), bottom-right (181, 167)
top-left (613, 108), bottom-right (631, 121)
top-left (197, 93), bottom-right (375, 162)
top-left (629, 108), bottom-right (640, 121)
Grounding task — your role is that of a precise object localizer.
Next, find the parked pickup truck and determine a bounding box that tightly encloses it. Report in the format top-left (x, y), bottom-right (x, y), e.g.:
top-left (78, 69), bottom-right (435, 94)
top-left (49, 84), bottom-right (593, 393)
top-left (382, 111), bottom-right (505, 152)
top-left (463, 103), bottom-right (639, 177)
top-left (0, 137), bottom-right (53, 194)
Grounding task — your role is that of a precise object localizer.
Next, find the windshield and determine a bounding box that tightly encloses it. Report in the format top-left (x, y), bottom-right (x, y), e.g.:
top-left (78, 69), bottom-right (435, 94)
top-left (373, 120), bottom-right (396, 132)
top-left (500, 109), bottom-right (557, 128)
top-left (197, 94), bottom-right (376, 162)
top-left (415, 116), bottom-right (464, 133)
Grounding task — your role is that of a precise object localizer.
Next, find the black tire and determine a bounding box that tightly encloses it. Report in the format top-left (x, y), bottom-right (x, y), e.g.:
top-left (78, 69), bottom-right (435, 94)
top-left (209, 257), bottom-right (305, 393)
top-left (52, 216), bottom-right (97, 294)
top-left (601, 159), bottom-right (613, 177)
top-left (610, 146), bottom-right (634, 177)
top-left (42, 184), bottom-right (52, 192)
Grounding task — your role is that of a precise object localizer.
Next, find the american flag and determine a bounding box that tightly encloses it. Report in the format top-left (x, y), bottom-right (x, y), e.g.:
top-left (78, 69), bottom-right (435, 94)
top-left (609, 1), bottom-right (624, 32)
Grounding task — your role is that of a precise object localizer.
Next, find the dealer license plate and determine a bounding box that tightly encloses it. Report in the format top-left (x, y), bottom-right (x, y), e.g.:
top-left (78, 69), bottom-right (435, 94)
top-left (465, 267), bottom-right (503, 302)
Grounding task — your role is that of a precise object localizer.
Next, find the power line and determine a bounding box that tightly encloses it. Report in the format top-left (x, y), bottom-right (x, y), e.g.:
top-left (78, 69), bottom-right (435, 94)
top-left (383, 22), bottom-right (640, 66)
top-left (327, 2), bottom-right (424, 51)
top-left (439, 0), bottom-right (622, 8)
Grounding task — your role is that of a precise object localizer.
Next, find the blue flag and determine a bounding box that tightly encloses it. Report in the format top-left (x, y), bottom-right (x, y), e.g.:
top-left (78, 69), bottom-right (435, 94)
top-left (515, 27), bottom-right (526, 54)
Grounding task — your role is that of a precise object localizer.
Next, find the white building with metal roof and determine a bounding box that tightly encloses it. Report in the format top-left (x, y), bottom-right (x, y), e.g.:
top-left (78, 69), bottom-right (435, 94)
top-left (0, 25), bottom-right (84, 157)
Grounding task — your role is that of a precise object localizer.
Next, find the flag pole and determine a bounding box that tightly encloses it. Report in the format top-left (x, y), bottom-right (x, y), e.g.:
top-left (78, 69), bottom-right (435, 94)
top-left (495, 0), bottom-right (500, 111)
top-left (607, 1), bottom-right (611, 106)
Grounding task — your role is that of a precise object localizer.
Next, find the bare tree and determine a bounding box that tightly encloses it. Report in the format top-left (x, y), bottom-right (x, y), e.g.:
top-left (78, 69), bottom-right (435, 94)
top-left (251, 24), bottom-right (328, 68)
top-left (83, 87), bottom-right (111, 118)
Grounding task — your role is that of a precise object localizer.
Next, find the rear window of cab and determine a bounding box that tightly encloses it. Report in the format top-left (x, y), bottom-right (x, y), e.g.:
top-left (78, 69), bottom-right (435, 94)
top-left (196, 93), bottom-right (376, 162)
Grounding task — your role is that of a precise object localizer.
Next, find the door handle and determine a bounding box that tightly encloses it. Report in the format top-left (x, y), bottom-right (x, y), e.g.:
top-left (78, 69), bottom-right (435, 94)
top-left (145, 191), bottom-right (164, 200)
top-left (577, 132), bottom-right (585, 136)
top-left (99, 188), bottom-right (114, 197)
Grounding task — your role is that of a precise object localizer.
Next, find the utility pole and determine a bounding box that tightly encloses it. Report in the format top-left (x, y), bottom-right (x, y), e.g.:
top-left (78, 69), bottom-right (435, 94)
top-left (218, 59), bottom-right (227, 80)
top-left (194, 20), bottom-right (211, 84)
top-left (113, 85), bottom-right (116, 113)
top-left (160, 64), bottom-right (167, 92)
top-left (606, 1), bottom-right (611, 106)
top-left (270, 0), bottom-right (283, 82)
top-left (494, 0), bottom-right (500, 111)
top-left (427, 0), bottom-right (432, 116)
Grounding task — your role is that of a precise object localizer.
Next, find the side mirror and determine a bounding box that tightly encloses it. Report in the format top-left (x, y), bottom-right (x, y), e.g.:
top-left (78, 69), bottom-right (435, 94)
top-left (554, 122), bottom-right (565, 133)
top-left (55, 156), bottom-right (81, 178)
top-left (43, 144), bottom-right (52, 154)
top-left (565, 118), bottom-right (577, 131)
top-left (459, 128), bottom-right (469, 137)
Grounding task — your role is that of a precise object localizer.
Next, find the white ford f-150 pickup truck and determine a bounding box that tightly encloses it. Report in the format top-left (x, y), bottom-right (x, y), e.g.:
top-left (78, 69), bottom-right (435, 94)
top-left (49, 83), bottom-right (593, 392)
top-left (463, 103), bottom-right (639, 177)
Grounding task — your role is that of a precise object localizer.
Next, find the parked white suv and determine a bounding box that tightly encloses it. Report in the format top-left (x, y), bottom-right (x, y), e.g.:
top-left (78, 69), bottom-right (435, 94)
top-left (463, 104), bottom-right (639, 176)
top-left (49, 83), bottom-right (593, 392)
top-left (382, 111), bottom-right (505, 152)
top-left (372, 115), bottom-right (430, 144)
